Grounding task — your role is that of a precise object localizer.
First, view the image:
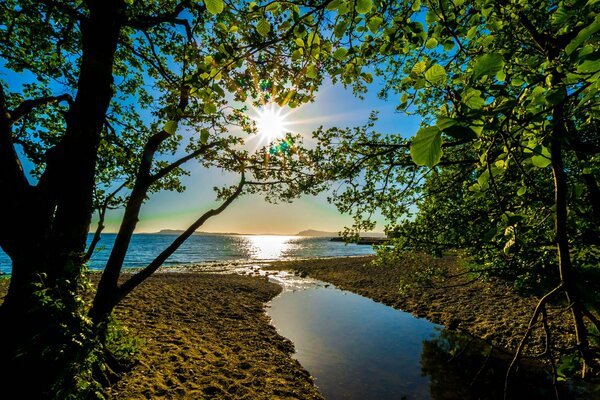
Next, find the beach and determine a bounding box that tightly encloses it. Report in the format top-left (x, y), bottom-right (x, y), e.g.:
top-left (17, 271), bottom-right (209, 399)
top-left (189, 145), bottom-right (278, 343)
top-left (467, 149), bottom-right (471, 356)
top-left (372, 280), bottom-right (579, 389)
top-left (106, 273), bottom-right (323, 399)
top-left (0, 254), bottom-right (582, 398)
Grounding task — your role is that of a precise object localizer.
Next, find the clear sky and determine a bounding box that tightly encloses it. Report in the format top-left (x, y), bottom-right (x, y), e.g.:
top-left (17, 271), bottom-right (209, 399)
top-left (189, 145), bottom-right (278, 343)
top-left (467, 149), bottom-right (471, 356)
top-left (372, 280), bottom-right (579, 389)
top-left (3, 62), bottom-right (421, 235)
top-left (101, 81), bottom-right (422, 235)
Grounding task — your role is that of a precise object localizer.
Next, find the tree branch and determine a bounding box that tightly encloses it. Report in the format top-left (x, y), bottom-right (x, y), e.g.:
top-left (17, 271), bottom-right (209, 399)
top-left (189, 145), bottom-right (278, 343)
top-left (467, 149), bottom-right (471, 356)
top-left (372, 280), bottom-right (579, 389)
top-left (118, 173), bottom-right (246, 299)
top-left (9, 94), bottom-right (73, 123)
top-left (0, 85), bottom-right (29, 190)
top-left (83, 180), bottom-right (129, 263)
top-left (125, 1), bottom-right (205, 30)
top-left (148, 141), bottom-right (222, 184)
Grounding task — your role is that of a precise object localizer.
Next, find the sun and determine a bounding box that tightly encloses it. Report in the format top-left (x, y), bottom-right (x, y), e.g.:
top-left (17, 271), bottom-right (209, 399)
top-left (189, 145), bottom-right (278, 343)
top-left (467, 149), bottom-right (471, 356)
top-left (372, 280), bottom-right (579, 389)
top-left (251, 104), bottom-right (290, 144)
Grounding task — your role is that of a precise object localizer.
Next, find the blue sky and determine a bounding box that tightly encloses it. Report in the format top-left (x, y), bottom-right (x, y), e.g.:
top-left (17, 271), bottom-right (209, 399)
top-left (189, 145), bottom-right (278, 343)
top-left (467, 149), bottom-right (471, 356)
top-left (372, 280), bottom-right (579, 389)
top-left (115, 80), bottom-right (422, 234)
top-left (2, 63), bottom-right (421, 235)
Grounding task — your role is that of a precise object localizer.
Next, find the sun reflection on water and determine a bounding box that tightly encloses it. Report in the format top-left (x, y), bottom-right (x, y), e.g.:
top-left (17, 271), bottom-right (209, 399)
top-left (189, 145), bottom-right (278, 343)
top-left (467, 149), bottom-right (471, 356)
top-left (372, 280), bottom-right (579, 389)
top-left (242, 235), bottom-right (297, 260)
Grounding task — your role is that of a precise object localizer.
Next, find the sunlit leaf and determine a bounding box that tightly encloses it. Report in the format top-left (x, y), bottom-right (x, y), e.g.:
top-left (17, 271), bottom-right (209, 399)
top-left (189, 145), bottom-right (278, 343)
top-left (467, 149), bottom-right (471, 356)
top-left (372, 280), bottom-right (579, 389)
top-left (425, 38), bottom-right (438, 49)
top-left (425, 64), bottom-right (446, 84)
top-left (410, 126), bottom-right (442, 167)
top-left (200, 128), bottom-right (209, 144)
top-left (256, 18), bottom-right (271, 37)
top-left (333, 47), bottom-right (348, 60)
top-left (205, 0), bottom-right (224, 15)
top-left (163, 120), bottom-right (178, 135)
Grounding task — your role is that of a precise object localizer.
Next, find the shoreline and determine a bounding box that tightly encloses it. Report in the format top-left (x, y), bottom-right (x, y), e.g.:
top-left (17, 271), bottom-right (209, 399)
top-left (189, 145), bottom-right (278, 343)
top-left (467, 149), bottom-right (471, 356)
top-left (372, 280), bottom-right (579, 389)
top-left (108, 273), bottom-right (323, 399)
top-left (266, 254), bottom-right (576, 356)
top-left (0, 254), bottom-right (590, 398)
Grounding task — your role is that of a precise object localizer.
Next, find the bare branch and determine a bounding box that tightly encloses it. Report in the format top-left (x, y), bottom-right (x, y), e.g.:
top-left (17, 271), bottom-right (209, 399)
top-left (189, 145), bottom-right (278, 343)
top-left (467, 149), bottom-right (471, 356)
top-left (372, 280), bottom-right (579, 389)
top-left (118, 173), bottom-right (246, 299)
top-left (10, 94), bottom-right (73, 123)
top-left (83, 180), bottom-right (129, 262)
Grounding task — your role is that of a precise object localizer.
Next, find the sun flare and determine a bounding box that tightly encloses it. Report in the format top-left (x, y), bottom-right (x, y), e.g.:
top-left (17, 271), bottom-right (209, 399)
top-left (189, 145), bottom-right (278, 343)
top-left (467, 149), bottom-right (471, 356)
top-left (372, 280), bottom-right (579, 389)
top-left (251, 104), bottom-right (290, 143)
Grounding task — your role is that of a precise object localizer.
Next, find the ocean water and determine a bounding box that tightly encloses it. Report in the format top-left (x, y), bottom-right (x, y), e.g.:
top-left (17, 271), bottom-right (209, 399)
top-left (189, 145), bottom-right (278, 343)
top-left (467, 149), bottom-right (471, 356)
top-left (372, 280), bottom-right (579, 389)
top-left (0, 234), bottom-right (375, 273)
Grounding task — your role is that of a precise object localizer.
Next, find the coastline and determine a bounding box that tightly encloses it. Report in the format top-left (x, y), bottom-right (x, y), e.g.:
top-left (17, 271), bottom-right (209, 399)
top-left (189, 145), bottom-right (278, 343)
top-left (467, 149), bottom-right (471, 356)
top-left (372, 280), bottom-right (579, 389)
top-left (0, 253), bottom-right (584, 398)
top-left (266, 254), bottom-right (575, 356)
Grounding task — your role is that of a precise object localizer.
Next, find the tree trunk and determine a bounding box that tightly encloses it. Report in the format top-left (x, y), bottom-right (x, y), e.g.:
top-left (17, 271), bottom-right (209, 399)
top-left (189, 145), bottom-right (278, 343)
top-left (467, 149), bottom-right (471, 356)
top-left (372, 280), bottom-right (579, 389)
top-left (0, 2), bottom-right (124, 397)
top-left (551, 105), bottom-right (593, 378)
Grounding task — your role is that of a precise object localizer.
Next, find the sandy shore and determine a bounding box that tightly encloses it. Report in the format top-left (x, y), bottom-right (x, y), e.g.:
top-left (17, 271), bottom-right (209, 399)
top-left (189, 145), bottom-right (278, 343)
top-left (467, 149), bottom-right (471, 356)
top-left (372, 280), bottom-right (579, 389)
top-left (0, 254), bottom-right (589, 398)
top-left (107, 273), bottom-right (323, 399)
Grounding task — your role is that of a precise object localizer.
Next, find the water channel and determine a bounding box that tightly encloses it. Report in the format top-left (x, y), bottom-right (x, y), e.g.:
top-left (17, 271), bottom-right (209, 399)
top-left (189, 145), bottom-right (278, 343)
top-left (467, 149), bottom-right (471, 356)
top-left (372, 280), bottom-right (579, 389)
top-left (264, 272), bottom-right (585, 400)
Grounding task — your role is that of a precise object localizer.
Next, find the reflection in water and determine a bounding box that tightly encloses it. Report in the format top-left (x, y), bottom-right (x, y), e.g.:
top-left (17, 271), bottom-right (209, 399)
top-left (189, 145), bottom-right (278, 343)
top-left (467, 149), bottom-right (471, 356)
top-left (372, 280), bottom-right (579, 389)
top-left (268, 283), bottom-right (592, 400)
top-left (242, 235), bottom-right (297, 260)
top-left (268, 285), bottom-right (437, 400)
top-left (420, 330), bottom-right (569, 400)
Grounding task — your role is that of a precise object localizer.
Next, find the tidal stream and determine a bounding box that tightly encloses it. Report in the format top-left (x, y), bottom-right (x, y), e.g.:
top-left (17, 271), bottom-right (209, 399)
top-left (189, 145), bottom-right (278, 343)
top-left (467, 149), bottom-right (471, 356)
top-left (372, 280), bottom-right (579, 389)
top-left (265, 272), bottom-right (582, 400)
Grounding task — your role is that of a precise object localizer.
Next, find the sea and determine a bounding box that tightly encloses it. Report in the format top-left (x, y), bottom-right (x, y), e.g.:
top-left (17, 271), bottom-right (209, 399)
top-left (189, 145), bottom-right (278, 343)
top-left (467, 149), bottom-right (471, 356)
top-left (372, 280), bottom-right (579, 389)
top-left (0, 233), bottom-right (375, 274)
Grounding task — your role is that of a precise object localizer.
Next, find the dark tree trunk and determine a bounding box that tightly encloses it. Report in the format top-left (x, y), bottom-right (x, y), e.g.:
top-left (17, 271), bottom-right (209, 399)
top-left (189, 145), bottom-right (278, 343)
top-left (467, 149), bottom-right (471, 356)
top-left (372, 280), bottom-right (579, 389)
top-left (551, 105), bottom-right (593, 378)
top-left (0, 2), bottom-right (124, 397)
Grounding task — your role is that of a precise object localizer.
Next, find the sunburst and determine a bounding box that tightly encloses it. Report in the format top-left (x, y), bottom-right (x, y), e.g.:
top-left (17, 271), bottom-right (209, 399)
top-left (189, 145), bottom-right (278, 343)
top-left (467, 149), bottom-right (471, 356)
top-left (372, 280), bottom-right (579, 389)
top-left (250, 103), bottom-right (291, 145)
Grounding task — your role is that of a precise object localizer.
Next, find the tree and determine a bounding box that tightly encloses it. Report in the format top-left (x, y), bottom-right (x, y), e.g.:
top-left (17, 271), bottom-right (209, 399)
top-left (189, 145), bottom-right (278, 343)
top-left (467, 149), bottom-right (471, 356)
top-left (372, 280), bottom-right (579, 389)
top-left (314, 0), bottom-right (599, 379)
top-left (0, 0), bottom-right (339, 397)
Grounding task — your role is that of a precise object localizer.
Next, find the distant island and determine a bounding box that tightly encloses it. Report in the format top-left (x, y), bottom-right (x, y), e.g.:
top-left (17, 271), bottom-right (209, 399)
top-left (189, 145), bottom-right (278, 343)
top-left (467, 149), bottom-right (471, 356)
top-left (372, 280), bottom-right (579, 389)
top-left (295, 229), bottom-right (338, 237)
top-left (149, 229), bottom-right (387, 238)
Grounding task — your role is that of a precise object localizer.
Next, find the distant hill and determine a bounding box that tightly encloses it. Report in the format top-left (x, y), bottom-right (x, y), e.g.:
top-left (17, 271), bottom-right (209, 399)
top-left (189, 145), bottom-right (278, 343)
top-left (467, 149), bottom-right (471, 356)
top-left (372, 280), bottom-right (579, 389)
top-left (154, 229), bottom-right (239, 236)
top-left (296, 229), bottom-right (386, 238)
top-left (296, 229), bottom-right (338, 237)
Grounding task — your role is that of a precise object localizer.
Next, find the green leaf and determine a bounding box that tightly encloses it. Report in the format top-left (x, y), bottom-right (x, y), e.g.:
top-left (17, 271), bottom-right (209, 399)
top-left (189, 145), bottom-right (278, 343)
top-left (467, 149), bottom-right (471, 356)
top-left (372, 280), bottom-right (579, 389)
top-left (326, 0), bottom-right (342, 10)
top-left (306, 64), bottom-right (318, 79)
top-left (410, 126), bottom-right (443, 167)
top-left (517, 187), bottom-right (527, 196)
top-left (256, 18), bottom-right (271, 37)
top-left (204, 103), bottom-right (218, 114)
top-left (163, 120), bottom-right (178, 135)
top-left (333, 47), bottom-right (348, 60)
top-left (424, 63), bottom-right (446, 84)
top-left (412, 61), bottom-right (427, 75)
top-left (565, 14), bottom-right (600, 55)
top-left (205, 0), bottom-right (224, 14)
top-left (355, 0), bottom-right (372, 14)
top-left (265, 2), bottom-right (280, 12)
top-left (200, 128), bottom-right (210, 144)
top-left (462, 88), bottom-right (485, 109)
top-left (436, 116), bottom-right (477, 140)
top-left (334, 20), bottom-right (350, 38)
top-left (473, 53), bottom-right (504, 80)
top-left (425, 37), bottom-right (438, 49)
top-left (367, 16), bottom-right (383, 34)
top-left (306, 32), bottom-right (321, 46)
top-left (531, 146), bottom-right (552, 168)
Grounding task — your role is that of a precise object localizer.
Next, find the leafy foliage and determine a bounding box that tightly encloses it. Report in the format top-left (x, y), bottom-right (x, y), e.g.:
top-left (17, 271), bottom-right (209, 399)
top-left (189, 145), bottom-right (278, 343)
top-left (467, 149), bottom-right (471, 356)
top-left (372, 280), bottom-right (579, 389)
top-left (312, 0), bottom-right (600, 377)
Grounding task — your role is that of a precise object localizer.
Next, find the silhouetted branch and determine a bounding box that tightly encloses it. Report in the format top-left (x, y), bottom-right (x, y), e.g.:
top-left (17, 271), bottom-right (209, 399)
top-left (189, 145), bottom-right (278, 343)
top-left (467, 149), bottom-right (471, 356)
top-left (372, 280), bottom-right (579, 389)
top-left (118, 173), bottom-right (246, 299)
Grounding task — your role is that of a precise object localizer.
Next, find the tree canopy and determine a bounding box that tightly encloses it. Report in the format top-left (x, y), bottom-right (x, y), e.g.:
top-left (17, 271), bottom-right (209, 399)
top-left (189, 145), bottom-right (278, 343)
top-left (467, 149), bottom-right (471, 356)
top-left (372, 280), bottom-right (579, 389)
top-left (313, 0), bottom-right (600, 378)
top-left (0, 0), bottom-right (346, 396)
